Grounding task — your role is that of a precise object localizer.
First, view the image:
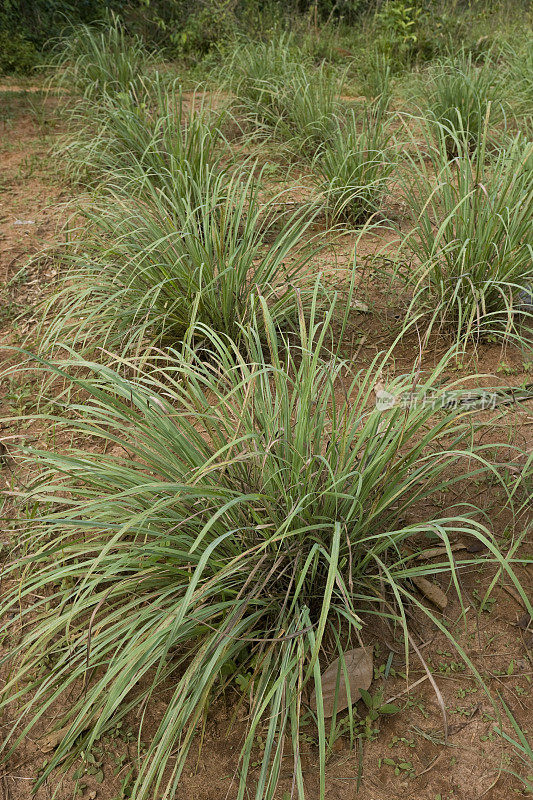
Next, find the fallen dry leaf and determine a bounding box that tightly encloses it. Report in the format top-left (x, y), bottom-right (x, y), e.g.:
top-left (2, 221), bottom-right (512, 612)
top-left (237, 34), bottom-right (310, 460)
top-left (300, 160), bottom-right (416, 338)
top-left (412, 576), bottom-right (448, 610)
top-left (310, 646), bottom-right (373, 717)
top-left (416, 542), bottom-right (467, 560)
top-left (39, 725), bottom-right (72, 753)
top-left (39, 713), bottom-right (100, 753)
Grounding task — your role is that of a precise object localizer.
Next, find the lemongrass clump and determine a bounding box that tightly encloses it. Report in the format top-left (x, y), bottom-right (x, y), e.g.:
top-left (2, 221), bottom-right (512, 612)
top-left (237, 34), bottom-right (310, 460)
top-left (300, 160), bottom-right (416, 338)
top-left (56, 75), bottom-right (228, 192)
top-left (50, 14), bottom-right (154, 101)
top-left (413, 49), bottom-right (508, 152)
top-left (396, 120), bottom-right (533, 347)
top-left (2, 303), bottom-right (528, 800)
top-left (312, 98), bottom-right (395, 223)
top-left (38, 164), bottom-right (326, 355)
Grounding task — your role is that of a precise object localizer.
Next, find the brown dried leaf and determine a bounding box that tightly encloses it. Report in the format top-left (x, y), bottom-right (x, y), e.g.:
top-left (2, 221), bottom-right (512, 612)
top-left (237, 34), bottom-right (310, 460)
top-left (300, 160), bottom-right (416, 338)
top-left (416, 543), bottom-right (467, 560)
top-left (310, 646), bottom-right (373, 717)
top-left (412, 576), bottom-right (448, 610)
top-left (350, 299), bottom-right (369, 312)
top-left (39, 725), bottom-right (72, 753)
top-left (39, 714), bottom-right (99, 754)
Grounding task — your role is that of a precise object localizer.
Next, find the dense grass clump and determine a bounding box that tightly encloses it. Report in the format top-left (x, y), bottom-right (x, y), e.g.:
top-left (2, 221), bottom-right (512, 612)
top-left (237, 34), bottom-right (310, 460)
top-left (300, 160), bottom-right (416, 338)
top-left (312, 99), bottom-right (395, 223)
top-left (414, 49), bottom-right (507, 152)
top-left (398, 123), bottom-right (533, 346)
top-left (276, 62), bottom-right (343, 153)
top-left (2, 304), bottom-right (528, 800)
top-left (356, 49), bottom-right (393, 101)
top-left (39, 165), bottom-right (325, 354)
top-left (57, 75), bottom-right (227, 192)
top-left (50, 15), bottom-right (154, 101)
top-left (501, 41), bottom-right (533, 119)
top-left (228, 35), bottom-right (299, 126)
top-left (228, 39), bottom-right (342, 153)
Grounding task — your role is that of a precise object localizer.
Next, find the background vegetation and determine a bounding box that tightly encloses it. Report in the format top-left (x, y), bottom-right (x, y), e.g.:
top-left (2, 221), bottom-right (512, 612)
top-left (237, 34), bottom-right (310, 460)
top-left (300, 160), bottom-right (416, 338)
top-left (1, 0), bottom-right (532, 74)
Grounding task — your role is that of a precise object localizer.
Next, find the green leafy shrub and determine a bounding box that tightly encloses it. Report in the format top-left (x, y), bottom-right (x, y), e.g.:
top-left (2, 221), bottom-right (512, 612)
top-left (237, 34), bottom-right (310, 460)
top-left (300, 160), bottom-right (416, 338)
top-left (0, 31), bottom-right (39, 74)
top-left (409, 1), bottom-right (471, 62)
top-left (2, 302), bottom-right (528, 800)
top-left (397, 123), bottom-right (533, 346)
top-left (375, 0), bottom-right (422, 67)
top-left (0, 0), bottom-right (126, 50)
top-left (173, 0), bottom-right (237, 55)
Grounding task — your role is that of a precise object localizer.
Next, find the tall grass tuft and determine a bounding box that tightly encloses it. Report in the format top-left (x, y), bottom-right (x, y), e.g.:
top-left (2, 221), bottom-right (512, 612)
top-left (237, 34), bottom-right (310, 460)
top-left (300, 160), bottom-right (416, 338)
top-left (357, 49), bottom-right (393, 102)
top-left (312, 98), bottom-right (395, 223)
top-left (396, 120), bottom-right (533, 347)
top-left (276, 62), bottom-right (343, 153)
top-left (2, 302), bottom-right (529, 800)
top-left (38, 165), bottom-right (325, 354)
top-left (227, 34), bottom-right (298, 127)
top-left (501, 41), bottom-right (533, 119)
top-left (414, 49), bottom-right (507, 152)
top-left (228, 38), bottom-right (342, 154)
top-left (50, 15), bottom-right (154, 101)
top-left (56, 75), bottom-right (227, 193)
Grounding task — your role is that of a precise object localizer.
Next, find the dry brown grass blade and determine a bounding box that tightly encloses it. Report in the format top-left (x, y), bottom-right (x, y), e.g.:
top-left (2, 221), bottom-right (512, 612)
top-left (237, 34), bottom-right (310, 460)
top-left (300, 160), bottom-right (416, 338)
top-left (408, 632), bottom-right (448, 742)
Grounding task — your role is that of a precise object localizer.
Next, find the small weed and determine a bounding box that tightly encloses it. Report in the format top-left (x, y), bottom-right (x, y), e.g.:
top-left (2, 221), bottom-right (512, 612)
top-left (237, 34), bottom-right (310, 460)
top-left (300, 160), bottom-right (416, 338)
top-left (378, 755), bottom-right (416, 778)
top-left (389, 735), bottom-right (416, 749)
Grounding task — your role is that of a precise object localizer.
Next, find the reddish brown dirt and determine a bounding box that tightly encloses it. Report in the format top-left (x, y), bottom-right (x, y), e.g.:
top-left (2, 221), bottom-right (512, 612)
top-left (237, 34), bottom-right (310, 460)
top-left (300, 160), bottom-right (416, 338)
top-left (0, 87), bottom-right (531, 800)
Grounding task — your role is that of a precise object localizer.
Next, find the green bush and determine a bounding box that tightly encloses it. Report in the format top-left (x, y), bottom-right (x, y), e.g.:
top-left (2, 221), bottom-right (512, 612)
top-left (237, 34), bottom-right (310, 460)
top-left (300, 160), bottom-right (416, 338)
top-left (375, 0), bottom-right (423, 66)
top-left (0, 31), bottom-right (39, 74)
top-left (173, 0), bottom-right (237, 55)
